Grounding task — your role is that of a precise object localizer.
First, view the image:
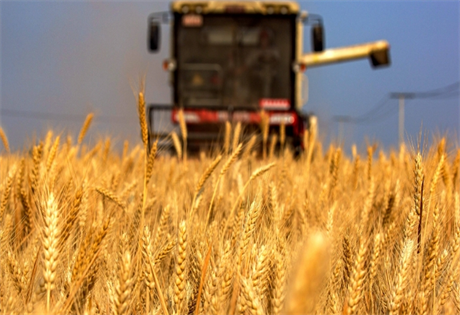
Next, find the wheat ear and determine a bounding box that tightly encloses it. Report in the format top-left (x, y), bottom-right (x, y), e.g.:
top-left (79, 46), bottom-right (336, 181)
top-left (0, 126), bottom-right (10, 153)
top-left (422, 202), bottom-right (439, 298)
top-left (389, 239), bottom-right (414, 315)
top-left (224, 121), bottom-right (231, 155)
top-left (195, 242), bottom-right (212, 315)
top-left (215, 241), bottom-right (233, 311)
top-left (239, 274), bottom-right (264, 315)
top-left (95, 186), bottom-right (126, 210)
top-left (18, 159), bottom-right (33, 234)
top-left (452, 149), bottom-right (460, 190)
top-left (427, 154), bottom-right (445, 218)
top-left (190, 154), bottom-right (222, 217)
top-left (360, 178), bottom-right (375, 235)
top-left (46, 136), bottom-right (60, 173)
top-left (145, 140), bottom-right (158, 185)
top-left (102, 138), bottom-right (111, 163)
top-left (279, 121), bottom-right (286, 154)
top-left (366, 146), bottom-right (373, 180)
top-left (232, 122), bottom-right (242, 153)
top-left (154, 238), bottom-right (176, 265)
top-left (41, 192), bottom-right (60, 313)
top-left (206, 144), bottom-right (242, 226)
top-left (260, 111), bottom-right (269, 160)
top-left (60, 186), bottom-right (83, 248)
top-left (273, 243), bottom-right (286, 315)
top-left (305, 117), bottom-right (317, 173)
top-left (115, 234), bottom-right (135, 315)
top-left (346, 240), bottom-right (368, 315)
top-left (238, 200), bottom-right (262, 266)
top-left (145, 241), bottom-right (169, 315)
top-left (69, 217), bottom-right (110, 312)
top-left (141, 226), bottom-right (155, 313)
top-left (413, 153), bottom-right (423, 217)
top-left (6, 250), bottom-right (26, 294)
top-left (369, 233), bottom-right (383, 290)
top-left (174, 220), bottom-right (187, 314)
top-left (178, 108), bottom-right (188, 162)
top-left (251, 244), bottom-right (270, 297)
top-left (284, 232), bottom-right (330, 315)
top-left (0, 166), bottom-right (16, 222)
top-left (153, 205), bottom-right (170, 248)
top-left (224, 163), bottom-right (276, 234)
top-left (269, 134), bottom-right (278, 160)
top-left (243, 134), bottom-right (257, 160)
top-left (77, 113), bottom-right (94, 145)
top-left (171, 131), bottom-right (182, 160)
top-left (31, 142), bottom-right (43, 195)
top-left (137, 92), bottom-right (149, 150)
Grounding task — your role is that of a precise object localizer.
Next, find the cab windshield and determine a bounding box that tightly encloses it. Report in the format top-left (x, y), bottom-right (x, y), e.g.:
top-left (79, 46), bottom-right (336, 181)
top-left (175, 14), bottom-right (294, 109)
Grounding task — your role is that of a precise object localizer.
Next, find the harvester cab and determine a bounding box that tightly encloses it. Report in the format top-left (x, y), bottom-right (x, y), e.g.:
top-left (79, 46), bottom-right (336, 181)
top-left (147, 1), bottom-right (390, 153)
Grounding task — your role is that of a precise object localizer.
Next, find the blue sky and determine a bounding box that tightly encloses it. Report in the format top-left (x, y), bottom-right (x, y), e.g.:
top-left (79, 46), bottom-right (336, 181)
top-left (1, 0), bottom-right (459, 152)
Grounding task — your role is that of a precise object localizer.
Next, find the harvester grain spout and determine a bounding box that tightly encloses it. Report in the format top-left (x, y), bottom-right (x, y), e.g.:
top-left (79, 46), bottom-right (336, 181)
top-left (300, 40), bottom-right (390, 69)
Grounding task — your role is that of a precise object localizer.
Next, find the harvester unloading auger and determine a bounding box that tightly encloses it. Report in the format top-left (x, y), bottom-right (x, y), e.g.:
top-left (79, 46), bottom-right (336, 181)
top-left (147, 1), bottom-right (390, 154)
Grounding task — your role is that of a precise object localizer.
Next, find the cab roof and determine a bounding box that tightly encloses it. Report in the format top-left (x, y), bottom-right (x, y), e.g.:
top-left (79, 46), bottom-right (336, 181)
top-left (171, 1), bottom-right (300, 15)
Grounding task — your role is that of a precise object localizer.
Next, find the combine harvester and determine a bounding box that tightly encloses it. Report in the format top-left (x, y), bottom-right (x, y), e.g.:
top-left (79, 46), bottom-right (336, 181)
top-left (147, 0), bottom-right (390, 154)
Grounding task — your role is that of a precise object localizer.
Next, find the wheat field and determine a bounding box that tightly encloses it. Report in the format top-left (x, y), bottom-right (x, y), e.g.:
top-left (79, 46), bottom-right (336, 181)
top-left (0, 93), bottom-right (459, 315)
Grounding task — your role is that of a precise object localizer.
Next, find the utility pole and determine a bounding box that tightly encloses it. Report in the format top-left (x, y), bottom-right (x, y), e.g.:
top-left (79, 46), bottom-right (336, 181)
top-left (390, 93), bottom-right (415, 145)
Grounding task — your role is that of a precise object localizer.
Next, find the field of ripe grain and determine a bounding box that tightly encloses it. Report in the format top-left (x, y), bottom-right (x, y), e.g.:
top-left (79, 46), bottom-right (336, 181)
top-left (0, 94), bottom-right (459, 315)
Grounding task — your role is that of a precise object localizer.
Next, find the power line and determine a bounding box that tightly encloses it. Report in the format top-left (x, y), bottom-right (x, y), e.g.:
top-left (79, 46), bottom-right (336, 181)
top-left (334, 81), bottom-right (459, 125)
top-left (412, 81), bottom-right (459, 99)
top-left (351, 95), bottom-right (391, 123)
top-left (333, 81), bottom-right (459, 145)
top-left (0, 108), bottom-right (138, 124)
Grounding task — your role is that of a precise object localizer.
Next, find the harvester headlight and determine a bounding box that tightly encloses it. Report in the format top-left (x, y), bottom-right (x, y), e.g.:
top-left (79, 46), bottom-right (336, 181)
top-left (280, 6), bottom-right (288, 14)
top-left (195, 5), bottom-right (203, 14)
top-left (292, 62), bottom-right (306, 73)
top-left (181, 5), bottom-right (189, 13)
top-left (162, 59), bottom-right (176, 71)
top-left (266, 6), bottom-right (274, 14)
